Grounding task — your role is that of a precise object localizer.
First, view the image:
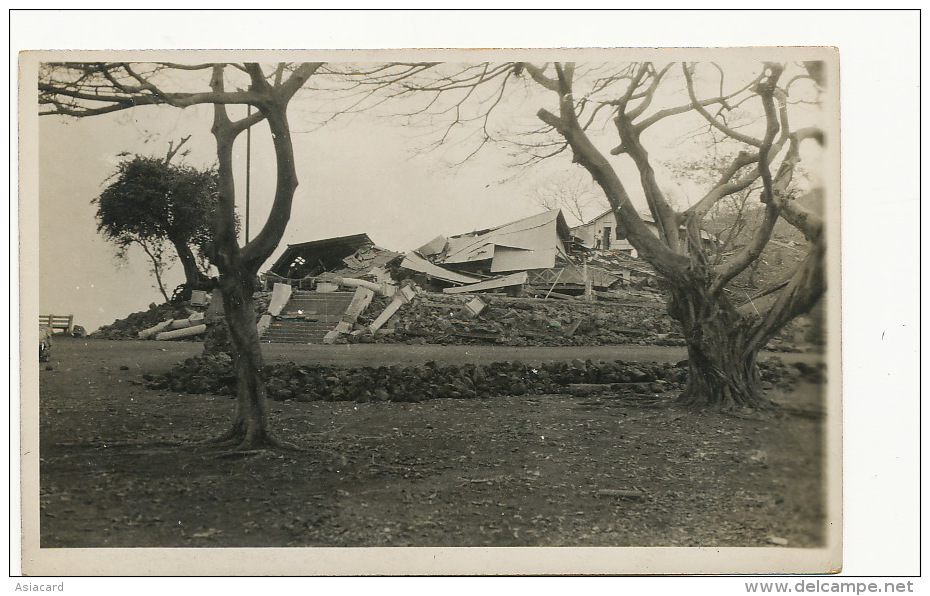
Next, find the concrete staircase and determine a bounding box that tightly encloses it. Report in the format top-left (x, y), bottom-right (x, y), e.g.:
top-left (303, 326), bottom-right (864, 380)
top-left (261, 291), bottom-right (355, 344)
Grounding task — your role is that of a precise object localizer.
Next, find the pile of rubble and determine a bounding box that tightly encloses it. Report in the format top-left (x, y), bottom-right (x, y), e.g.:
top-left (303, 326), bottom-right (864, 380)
top-left (90, 293), bottom-right (272, 341)
top-left (351, 291), bottom-right (680, 347)
top-left (90, 303), bottom-right (196, 340)
top-left (143, 355), bottom-right (805, 402)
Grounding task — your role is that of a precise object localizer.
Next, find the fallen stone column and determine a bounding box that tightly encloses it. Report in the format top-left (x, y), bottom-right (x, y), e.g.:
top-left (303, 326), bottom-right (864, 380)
top-left (332, 276), bottom-right (397, 297)
top-left (367, 284), bottom-right (417, 334)
top-left (138, 319), bottom-right (173, 339)
top-left (156, 324), bottom-right (207, 340)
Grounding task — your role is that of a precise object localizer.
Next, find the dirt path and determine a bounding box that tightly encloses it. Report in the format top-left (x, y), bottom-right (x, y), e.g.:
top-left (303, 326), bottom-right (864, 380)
top-left (50, 336), bottom-right (824, 367)
top-left (36, 337), bottom-right (828, 549)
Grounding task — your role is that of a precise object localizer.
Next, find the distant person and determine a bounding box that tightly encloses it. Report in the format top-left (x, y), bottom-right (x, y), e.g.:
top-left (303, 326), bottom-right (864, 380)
top-left (39, 325), bottom-right (53, 362)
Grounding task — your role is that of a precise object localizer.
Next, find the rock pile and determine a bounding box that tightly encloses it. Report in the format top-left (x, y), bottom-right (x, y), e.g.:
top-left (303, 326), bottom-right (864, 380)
top-left (90, 303), bottom-right (195, 340)
top-left (91, 292), bottom-right (272, 341)
top-left (144, 355), bottom-right (799, 403)
top-left (358, 292), bottom-right (680, 347)
top-left (97, 288), bottom-right (810, 353)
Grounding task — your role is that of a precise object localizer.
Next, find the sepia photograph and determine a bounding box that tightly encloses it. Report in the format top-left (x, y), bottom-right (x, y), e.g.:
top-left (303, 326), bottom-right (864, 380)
top-left (20, 46), bottom-right (844, 576)
top-left (11, 7), bottom-right (923, 585)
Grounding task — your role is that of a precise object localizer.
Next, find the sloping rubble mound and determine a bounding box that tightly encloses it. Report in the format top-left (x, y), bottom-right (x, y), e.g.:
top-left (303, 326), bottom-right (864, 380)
top-left (360, 291), bottom-right (680, 347)
top-left (90, 303), bottom-right (195, 340)
top-left (90, 293), bottom-right (272, 341)
top-left (144, 354), bottom-right (805, 402)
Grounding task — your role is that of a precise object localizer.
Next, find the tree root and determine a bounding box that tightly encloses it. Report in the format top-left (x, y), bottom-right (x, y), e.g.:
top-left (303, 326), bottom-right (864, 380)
top-left (201, 424), bottom-right (304, 452)
top-left (199, 426), bottom-right (243, 447)
top-left (675, 390), bottom-right (775, 412)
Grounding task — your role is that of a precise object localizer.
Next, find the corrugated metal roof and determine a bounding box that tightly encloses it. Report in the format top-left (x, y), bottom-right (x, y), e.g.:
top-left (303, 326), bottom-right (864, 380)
top-left (399, 252), bottom-right (483, 285)
top-left (417, 235), bottom-right (448, 256)
top-left (269, 233), bottom-right (375, 277)
top-left (490, 246), bottom-right (557, 272)
top-left (443, 209), bottom-right (569, 271)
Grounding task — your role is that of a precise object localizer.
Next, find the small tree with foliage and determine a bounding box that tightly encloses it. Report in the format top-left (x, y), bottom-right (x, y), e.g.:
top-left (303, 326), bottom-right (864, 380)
top-left (94, 146), bottom-right (218, 301)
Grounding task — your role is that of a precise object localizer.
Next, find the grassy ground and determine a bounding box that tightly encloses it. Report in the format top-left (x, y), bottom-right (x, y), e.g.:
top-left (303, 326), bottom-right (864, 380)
top-left (38, 337), bottom-right (827, 548)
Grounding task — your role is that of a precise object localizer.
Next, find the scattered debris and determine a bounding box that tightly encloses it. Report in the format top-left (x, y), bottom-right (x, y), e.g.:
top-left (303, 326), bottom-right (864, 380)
top-left (92, 211), bottom-right (813, 353)
top-left (460, 296), bottom-right (488, 319)
top-left (443, 272), bottom-right (528, 295)
top-left (155, 324), bottom-right (207, 341)
top-left (266, 233), bottom-right (400, 288)
top-left (597, 488), bottom-right (647, 501)
top-left (373, 291), bottom-right (676, 347)
top-left (91, 303), bottom-right (195, 340)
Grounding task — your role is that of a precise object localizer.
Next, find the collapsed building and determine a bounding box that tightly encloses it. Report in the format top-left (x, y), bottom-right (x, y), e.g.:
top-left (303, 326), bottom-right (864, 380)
top-left (264, 233), bottom-right (400, 288)
top-left (239, 210), bottom-right (660, 345)
top-left (569, 207), bottom-right (716, 256)
top-left (118, 207), bottom-right (811, 350)
top-left (398, 209), bottom-right (648, 297)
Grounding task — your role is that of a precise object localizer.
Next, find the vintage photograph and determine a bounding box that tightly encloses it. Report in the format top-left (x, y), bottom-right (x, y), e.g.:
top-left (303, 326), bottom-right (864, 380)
top-left (23, 47), bottom-right (841, 575)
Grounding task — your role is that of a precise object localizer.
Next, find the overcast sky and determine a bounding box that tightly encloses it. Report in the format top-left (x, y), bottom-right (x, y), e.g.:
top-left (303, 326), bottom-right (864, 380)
top-left (37, 70), bottom-right (578, 332)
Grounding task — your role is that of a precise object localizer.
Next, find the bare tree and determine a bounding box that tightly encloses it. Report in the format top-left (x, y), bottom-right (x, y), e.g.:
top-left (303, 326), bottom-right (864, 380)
top-left (357, 59), bottom-right (827, 409)
top-left (527, 170), bottom-right (608, 226)
top-left (41, 61), bottom-right (323, 448)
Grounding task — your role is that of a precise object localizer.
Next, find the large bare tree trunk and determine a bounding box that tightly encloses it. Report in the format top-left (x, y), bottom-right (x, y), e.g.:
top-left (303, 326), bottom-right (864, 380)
top-left (204, 63), bottom-right (318, 449)
top-left (213, 272), bottom-right (274, 448)
top-left (516, 61), bottom-right (829, 410)
top-left (666, 274), bottom-right (769, 409)
top-left (207, 104), bottom-right (277, 448)
top-left (680, 340), bottom-right (764, 409)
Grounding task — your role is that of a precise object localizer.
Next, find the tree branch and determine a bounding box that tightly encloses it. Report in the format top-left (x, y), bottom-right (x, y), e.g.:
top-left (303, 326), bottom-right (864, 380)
top-left (681, 63), bottom-right (764, 147)
top-left (536, 65), bottom-right (685, 277)
top-left (626, 63), bottom-right (673, 120)
top-left (520, 62), bottom-right (560, 92)
top-left (747, 237), bottom-right (825, 351)
top-left (164, 135), bottom-right (191, 165)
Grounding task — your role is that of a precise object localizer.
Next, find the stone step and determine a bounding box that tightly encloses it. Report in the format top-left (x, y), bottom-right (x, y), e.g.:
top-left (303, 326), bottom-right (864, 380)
top-left (261, 291), bottom-right (356, 344)
top-left (268, 318), bottom-right (343, 326)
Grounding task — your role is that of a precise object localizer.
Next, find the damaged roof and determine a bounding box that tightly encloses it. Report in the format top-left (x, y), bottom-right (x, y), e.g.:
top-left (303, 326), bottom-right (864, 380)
top-left (399, 252), bottom-right (483, 285)
top-left (441, 209), bottom-right (572, 273)
top-left (268, 233), bottom-right (400, 279)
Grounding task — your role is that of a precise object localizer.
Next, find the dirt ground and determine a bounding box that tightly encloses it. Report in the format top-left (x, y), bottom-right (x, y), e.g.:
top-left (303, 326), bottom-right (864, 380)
top-left (37, 336), bottom-right (827, 548)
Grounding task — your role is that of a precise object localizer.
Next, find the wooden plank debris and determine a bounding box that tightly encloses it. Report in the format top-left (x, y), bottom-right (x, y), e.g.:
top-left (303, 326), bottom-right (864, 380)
top-left (443, 272), bottom-right (527, 295)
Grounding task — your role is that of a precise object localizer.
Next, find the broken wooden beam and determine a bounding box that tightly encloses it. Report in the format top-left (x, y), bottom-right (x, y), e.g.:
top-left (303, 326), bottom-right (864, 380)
top-left (323, 286), bottom-right (376, 344)
top-left (454, 330), bottom-right (501, 342)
